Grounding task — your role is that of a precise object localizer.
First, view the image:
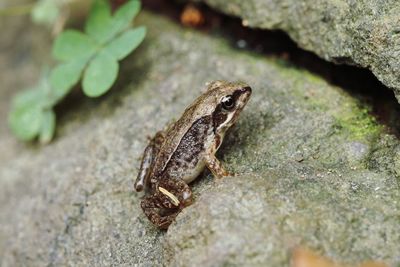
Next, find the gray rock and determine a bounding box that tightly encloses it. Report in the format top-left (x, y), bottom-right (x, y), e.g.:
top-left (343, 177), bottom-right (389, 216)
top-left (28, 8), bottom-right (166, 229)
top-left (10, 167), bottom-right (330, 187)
top-left (188, 0), bottom-right (400, 103)
top-left (1, 10), bottom-right (399, 267)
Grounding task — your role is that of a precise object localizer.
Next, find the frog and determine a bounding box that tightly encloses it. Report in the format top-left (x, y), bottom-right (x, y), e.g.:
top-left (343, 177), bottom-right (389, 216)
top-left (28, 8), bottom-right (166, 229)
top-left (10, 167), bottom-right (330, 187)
top-left (134, 80), bottom-right (252, 229)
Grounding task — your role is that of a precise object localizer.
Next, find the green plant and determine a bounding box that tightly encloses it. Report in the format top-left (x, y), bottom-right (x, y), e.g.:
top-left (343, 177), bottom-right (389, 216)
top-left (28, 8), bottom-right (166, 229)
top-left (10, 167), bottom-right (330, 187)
top-left (9, 0), bottom-right (146, 143)
top-left (31, 0), bottom-right (61, 25)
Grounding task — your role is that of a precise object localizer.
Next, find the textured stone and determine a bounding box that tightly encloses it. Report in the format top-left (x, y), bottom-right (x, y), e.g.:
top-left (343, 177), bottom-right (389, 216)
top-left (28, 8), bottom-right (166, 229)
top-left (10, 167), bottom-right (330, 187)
top-left (188, 0), bottom-right (400, 103)
top-left (1, 10), bottom-right (399, 267)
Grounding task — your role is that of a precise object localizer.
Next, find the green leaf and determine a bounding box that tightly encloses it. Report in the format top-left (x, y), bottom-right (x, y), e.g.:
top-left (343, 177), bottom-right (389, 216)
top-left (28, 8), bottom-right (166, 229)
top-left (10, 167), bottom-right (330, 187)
top-left (10, 0), bottom-right (145, 144)
top-left (85, 0), bottom-right (113, 43)
top-left (39, 109), bottom-right (56, 144)
top-left (53, 30), bottom-right (97, 61)
top-left (105, 26), bottom-right (146, 60)
top-left (12, 87), bottom-right (45, 108)
top-left (50, 58), bottom-right (88, 101)
top-left (85, 0), bottom-right (141, 44)
top-left (82, 51), bottom-right (118, 97)
top-left (31, 0), bottom-right (60, 25)
top-left (9, 104), bottom-right (43, 141)
top-left (111, 0), bottom-right (141, 34)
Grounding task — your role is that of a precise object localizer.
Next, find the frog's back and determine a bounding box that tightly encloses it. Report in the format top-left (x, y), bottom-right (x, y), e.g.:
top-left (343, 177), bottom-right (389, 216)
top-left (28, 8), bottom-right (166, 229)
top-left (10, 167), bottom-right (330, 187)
top-left (152, 103), bottom-right (215, 183)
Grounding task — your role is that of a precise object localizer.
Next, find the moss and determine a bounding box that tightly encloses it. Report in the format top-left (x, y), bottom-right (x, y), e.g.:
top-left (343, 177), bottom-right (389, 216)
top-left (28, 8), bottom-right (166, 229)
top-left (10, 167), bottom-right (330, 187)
top-left (334, 104), bottom-right (382, 141)
top-left (283, 67), bottom-right (383, 142)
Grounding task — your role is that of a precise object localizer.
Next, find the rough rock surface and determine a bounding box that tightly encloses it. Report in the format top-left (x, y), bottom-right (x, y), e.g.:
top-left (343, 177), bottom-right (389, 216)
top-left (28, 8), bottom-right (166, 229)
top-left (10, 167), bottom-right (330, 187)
top-left (188, 0), bottom-right (400, 103)
top-left (1, 10), bottom-right (400, 267)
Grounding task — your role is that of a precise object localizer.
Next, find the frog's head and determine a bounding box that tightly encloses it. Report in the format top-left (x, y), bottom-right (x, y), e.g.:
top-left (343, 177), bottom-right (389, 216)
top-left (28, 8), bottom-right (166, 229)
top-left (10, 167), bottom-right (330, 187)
top-left (206, 80), bottom-right (252, 135)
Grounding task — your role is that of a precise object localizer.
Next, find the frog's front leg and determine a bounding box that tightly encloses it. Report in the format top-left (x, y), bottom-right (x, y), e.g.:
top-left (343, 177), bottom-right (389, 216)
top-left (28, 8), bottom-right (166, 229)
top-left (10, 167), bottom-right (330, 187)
top-left (134, 131), bottom-right (165, 192)
top-left (141, 177), bottom-right (193, 229)
top-left (204, 153), bottom-right (232, 178)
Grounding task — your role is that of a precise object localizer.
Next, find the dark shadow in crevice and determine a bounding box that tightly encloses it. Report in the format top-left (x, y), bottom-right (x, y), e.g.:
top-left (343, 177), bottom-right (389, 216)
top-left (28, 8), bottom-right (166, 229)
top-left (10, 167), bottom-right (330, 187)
top-left (143, 0), bottom-right (400, 137)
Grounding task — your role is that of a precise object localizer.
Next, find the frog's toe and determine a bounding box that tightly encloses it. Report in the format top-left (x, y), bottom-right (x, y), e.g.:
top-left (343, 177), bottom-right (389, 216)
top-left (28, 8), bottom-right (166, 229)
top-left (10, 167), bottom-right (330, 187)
top-left (226, 171), bottom-right (235, 177)
top-left (180, 189), bottom-right (193, 207)
top-left (157, 214), bottom-right (178, 229)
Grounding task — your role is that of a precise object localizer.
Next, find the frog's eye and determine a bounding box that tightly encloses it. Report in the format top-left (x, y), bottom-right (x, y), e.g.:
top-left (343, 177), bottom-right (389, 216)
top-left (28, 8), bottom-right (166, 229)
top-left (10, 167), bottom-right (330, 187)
top-left (221, 95), bottom-right (235, 110)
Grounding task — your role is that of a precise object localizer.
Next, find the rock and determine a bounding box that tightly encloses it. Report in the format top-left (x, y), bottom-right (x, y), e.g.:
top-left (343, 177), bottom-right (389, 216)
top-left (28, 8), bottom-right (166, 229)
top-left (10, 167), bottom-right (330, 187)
top-left (187, 0), bottom-right (400, 104)
top-left (1, 10), bottom-right (399, 267)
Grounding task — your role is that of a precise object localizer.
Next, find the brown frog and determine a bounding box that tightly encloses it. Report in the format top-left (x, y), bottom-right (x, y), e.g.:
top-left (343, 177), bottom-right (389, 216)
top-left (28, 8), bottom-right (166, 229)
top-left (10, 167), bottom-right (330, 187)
top-left (134, 80), bottom-right (252, 229)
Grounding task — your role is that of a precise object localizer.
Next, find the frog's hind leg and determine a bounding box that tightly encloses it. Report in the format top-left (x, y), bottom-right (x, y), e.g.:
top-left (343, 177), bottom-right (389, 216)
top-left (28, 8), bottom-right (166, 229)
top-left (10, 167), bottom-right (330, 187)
top-left (141, 178), bottom-right (193, 229)
top-left (134, 131), bottom-right (165, 192)
top-left (141, 194), bottom-right (180, 229)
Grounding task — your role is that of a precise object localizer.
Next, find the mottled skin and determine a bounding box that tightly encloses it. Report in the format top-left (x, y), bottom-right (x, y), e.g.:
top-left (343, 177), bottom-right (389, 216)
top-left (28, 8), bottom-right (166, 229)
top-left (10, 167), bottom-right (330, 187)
top-left (135, 80), bottom-right (252, 229)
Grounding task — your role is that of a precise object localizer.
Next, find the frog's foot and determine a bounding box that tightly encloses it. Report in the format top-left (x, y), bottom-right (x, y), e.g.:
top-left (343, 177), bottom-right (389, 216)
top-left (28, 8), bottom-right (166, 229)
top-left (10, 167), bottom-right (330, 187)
top-left (141, 178), bottom-right (193, 229)
top-left (158, 177), bottom-right (193, 208)
top-left (141, 194), bottom-right (180, 229)
top-left (205, 154), bottom-right (233, 178)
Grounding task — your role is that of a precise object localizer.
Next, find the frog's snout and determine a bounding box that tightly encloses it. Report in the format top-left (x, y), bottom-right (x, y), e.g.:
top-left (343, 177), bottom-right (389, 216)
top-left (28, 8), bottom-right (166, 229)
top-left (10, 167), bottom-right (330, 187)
top-left (238, 85), bottom-right (252, 105)
top-left (241, 86), bottom-right (252, 94)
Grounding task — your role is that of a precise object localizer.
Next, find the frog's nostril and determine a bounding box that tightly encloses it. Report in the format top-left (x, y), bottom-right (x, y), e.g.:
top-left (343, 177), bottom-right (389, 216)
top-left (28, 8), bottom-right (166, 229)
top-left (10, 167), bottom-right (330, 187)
top-left (242, 86), bottom-right (252, 94)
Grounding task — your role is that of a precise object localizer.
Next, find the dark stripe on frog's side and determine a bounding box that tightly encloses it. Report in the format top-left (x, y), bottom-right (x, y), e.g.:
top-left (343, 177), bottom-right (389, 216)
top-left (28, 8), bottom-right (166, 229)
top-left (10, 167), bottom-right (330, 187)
top-left (162, 115), bottom-right (213, 178)
top-left (212, 104), bottom-right (227, 133)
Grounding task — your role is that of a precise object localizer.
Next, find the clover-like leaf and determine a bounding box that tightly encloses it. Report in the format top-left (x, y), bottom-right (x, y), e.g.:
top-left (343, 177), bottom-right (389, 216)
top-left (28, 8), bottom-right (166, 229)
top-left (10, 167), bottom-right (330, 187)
top-left (82, 51), bottom-right (118, 97)
top-left (39, 110), bottom-right (56, 144)
top-left (53, 30), bottom-right (97, 61)
top-left (9, 0), bottom-right (146, 143)
top-left (105, 26), bottom-right (146, 60)
top-left (85, 0), bottom-right (141, 44)
top-left (9, 102), bottom-right (43, 141)
top-left (9, 77), bottom-right (51, 141)
top-left (85, 0), bottom-right (113, 43)
top-left (31, 0), bottom-right (60, 25)
top-left (50, 58), bottom-right (88, 100)
top-left (12, 87), bottom-right (45, 108)
top-left (111, 0), bottom-right (141, 35)
top-left (9, 71), bottom-right (59, 142)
